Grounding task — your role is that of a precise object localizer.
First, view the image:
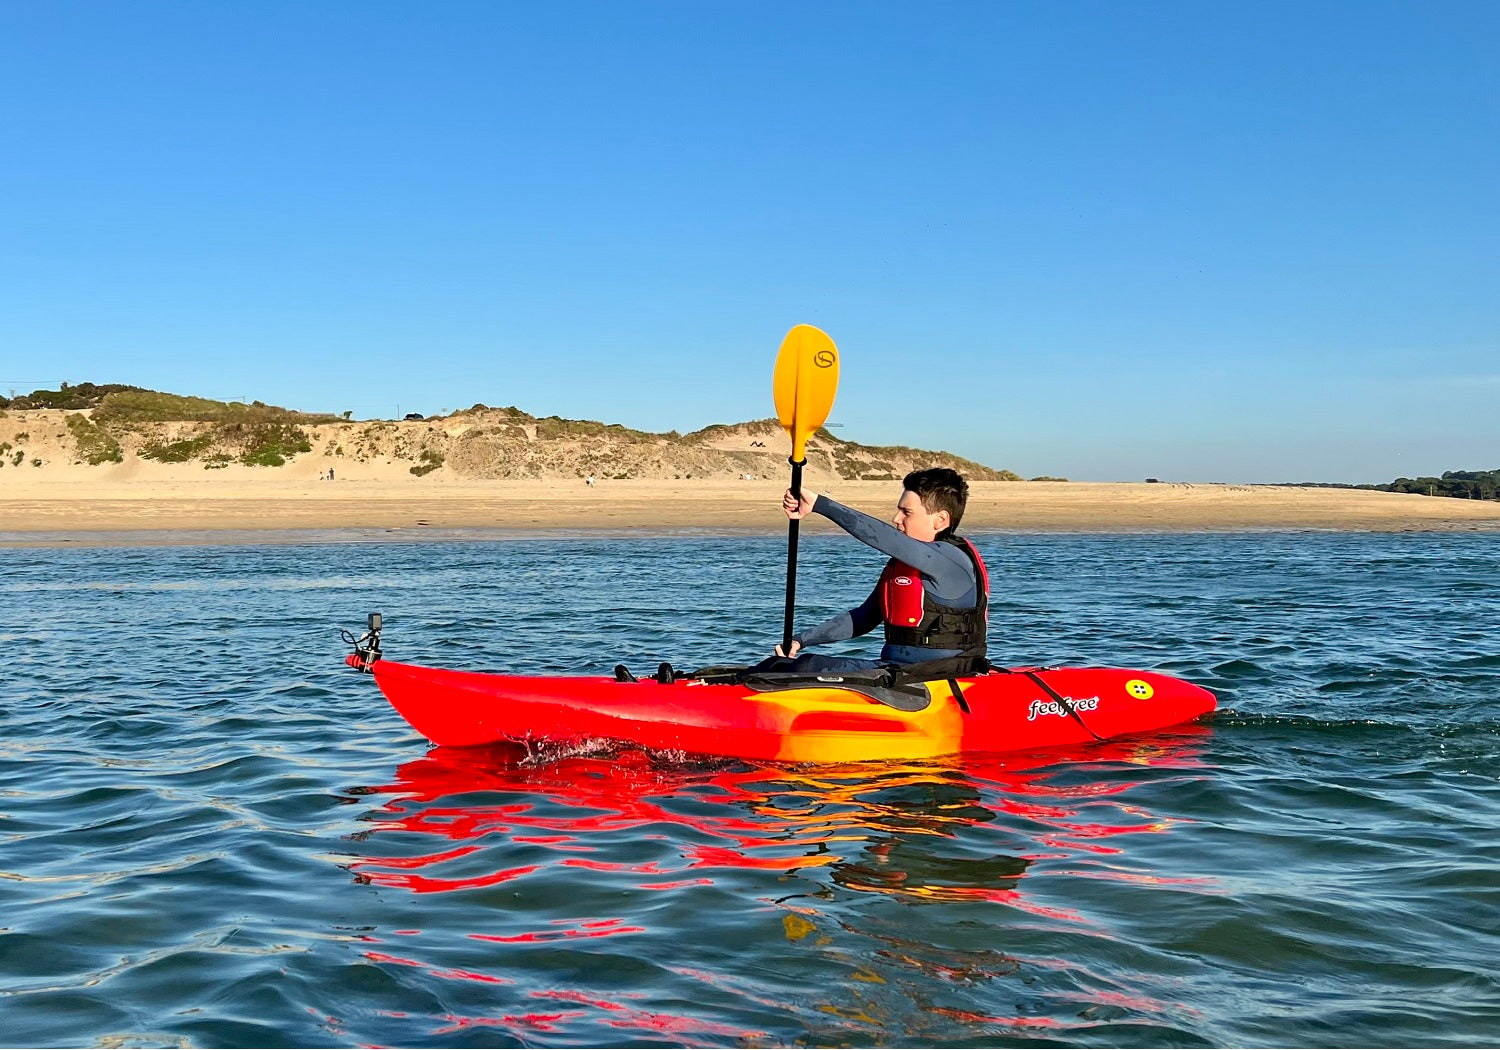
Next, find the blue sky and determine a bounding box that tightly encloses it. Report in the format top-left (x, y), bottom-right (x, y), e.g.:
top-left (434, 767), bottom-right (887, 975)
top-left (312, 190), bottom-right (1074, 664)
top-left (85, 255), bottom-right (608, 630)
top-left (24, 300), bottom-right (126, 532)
top-left (2, 1), bottom-right (1495, 483)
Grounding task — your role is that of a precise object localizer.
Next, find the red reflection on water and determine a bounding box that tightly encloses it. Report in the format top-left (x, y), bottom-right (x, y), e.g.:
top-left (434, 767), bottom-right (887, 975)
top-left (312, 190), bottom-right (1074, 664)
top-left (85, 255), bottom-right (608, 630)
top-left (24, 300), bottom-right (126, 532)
top-left (358, 861), bottom-right (540, 894)
top-left (350, 729), bottom-right (1213, 906)
top-left (470, 917), bottom-right (646, 944)
top-left (927, 1005), bottom-right (1062, 1028)
top-left (530, 988), bottom-right (763, 1039)
top-left (362, 942), bottom-right (769, 1044)
top-left (426, 995), bottom-right (764, 1042)
top-left (346, 729), bottom-right (1212, 1040)
top-left (428, 1009), bottom-right (582, 1037)
top-left (364, 949), bottom-right (515, 987)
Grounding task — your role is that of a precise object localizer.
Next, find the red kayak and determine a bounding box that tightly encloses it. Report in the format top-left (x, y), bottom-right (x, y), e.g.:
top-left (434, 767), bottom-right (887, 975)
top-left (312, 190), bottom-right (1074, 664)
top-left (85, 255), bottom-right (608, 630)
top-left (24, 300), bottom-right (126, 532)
top-left (354, 645), bottom-right (1216, 764)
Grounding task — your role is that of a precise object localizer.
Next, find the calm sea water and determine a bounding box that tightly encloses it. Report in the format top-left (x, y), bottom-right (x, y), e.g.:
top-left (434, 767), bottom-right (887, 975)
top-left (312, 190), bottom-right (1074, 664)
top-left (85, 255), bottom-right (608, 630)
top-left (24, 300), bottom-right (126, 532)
top-left (1, 530), bottom-right (1497, 1048)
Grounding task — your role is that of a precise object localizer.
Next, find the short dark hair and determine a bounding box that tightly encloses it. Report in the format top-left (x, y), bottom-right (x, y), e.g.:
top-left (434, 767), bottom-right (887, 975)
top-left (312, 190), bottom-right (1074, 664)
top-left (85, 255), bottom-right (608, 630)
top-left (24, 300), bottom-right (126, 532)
top-left (903, 467), bottom-right (968, 537)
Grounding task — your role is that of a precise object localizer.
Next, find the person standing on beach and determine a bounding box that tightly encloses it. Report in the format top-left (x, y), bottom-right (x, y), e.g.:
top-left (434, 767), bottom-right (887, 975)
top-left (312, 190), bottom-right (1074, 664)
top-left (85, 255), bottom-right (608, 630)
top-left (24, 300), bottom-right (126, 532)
top-left (770, 467), bottom-right (988, 676)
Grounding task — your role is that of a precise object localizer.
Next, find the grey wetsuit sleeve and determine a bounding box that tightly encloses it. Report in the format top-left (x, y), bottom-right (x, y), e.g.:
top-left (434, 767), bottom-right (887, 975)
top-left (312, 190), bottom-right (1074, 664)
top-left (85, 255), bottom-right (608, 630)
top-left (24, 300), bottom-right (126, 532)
top-left (811, 495), bottom-right (974, 599)
top-left (796, 586), bottom-right (883, 648)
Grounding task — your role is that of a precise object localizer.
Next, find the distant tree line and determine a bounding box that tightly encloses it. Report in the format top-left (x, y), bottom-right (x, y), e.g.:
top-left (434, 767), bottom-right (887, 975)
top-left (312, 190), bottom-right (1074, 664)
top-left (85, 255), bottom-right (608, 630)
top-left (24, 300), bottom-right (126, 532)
top-left (1385, 470), bottom-right (1500, 500)
top-left (0, 382), bottom-right (143, 410)
top-left (1279, 469), bottom-right (1500, 502)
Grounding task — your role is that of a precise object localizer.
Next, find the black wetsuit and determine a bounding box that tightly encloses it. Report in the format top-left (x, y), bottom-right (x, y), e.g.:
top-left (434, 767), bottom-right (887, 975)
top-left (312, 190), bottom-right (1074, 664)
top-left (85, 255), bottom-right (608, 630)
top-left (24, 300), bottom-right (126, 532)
top-left (785, 495), bottom-right (983, 672)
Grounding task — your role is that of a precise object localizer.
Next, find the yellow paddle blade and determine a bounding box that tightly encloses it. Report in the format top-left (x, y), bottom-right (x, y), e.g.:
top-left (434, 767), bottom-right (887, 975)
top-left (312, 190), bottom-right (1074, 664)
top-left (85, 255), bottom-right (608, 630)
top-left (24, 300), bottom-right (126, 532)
top-left (772, 324), bottom-right (840, 461)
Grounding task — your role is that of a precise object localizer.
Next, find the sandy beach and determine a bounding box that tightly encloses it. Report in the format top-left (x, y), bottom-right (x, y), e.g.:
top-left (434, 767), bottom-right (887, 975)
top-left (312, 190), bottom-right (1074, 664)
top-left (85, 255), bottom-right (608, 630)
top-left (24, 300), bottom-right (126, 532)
top-left (5, 469), bottom-right (1500, 546)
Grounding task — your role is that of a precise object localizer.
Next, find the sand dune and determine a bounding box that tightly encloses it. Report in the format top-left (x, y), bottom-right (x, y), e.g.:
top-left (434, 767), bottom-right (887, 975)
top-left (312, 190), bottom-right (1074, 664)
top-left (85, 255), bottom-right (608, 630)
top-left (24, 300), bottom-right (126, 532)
top-left (3, 407), bottom-right (1498, 545)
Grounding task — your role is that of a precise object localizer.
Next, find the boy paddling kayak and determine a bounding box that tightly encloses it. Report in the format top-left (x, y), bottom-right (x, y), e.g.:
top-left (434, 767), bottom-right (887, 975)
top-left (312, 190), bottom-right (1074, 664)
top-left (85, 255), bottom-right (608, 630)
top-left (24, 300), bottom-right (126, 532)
top-left (767, 467), bottom-right (990, 678)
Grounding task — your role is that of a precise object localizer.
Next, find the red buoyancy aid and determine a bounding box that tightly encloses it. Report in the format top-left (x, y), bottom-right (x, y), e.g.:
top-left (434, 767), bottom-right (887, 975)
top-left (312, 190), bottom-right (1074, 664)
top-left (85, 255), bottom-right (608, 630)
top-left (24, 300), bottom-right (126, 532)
top-left (878, 536), bottom-right (990, 652)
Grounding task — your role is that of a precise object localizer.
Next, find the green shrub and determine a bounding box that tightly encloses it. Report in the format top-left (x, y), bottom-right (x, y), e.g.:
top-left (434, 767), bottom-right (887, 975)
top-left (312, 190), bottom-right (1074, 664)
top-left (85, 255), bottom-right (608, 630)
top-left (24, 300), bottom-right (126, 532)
top-left (10, 383), bottom-right (143, 410)
top-left (65, 414), bottom-right (124, 464)
top-left (140, 435), bottom-right (216, 463)
top-left (95, 390), bottom-right (338, 425)
top-left (231, 422), bottom-right (312, 466)
top-left (409, 449), bottom-right (444, 477)
top-left (536, 416), bottom-right (656, 443)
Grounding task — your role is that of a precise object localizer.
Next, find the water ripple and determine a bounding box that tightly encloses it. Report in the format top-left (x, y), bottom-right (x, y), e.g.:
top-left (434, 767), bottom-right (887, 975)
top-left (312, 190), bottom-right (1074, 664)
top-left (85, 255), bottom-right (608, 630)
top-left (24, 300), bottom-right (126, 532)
top-left (2, 532), bottom-right (1498, 1045)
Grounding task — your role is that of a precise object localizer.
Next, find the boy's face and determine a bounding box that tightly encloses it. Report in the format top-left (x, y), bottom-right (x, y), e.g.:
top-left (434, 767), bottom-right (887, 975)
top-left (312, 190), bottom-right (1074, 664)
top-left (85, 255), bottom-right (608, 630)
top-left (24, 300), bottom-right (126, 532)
top-left (892, 489), bottom-right (949, 542)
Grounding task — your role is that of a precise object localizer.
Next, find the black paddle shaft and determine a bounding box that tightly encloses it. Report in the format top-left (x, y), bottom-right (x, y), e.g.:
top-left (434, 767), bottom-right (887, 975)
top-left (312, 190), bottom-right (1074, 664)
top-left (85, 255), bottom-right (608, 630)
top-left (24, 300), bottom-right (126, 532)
top-left (781, 457), bottom-right (805, 653)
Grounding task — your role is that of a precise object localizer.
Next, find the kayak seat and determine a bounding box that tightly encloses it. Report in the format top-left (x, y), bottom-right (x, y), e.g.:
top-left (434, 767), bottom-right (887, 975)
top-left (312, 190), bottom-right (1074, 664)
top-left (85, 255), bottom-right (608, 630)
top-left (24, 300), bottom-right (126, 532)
top-left (613, 664), bottom-right (638, 683)
top-left (689, 666), bottom-right (752, 684)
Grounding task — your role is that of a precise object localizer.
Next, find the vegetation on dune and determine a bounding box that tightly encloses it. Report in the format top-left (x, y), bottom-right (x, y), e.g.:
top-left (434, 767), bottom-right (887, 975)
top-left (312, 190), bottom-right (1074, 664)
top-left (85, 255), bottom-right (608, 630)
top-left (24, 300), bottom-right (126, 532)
top-left (94, 390), bottom-right (339, 425)
top-left (139, 434), bottom-right (217, 463)
top-left (451, 403), bottom-right (536, 421)
top-left (3, 387), bottom-right (323, 467)
top-left (0, 382), bottom-right (144, 410)
top-left (534, 416), bottom-right (660, 443)
top-left (826, 438), bottom-right (1018, 482)
top-left (141, 422), bottom-right (313, 467)
top-left (230, 422), bottom-right (315, 467)
top-left (685, 419), bottom-right (782, 442)
top-left (11, 382), bottom-right (1028, 479)
top-left (65, 414), bottom-right (124, 465)
top-left (0, 440), bottom-right (21, 468)
top-left (409, 449), bottom-right (445, 476)
top-left (685, 420), bottom-right (1016, 480)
